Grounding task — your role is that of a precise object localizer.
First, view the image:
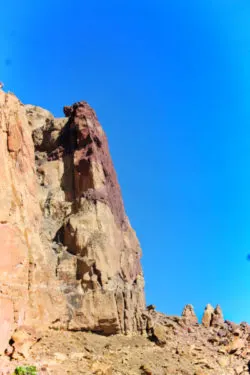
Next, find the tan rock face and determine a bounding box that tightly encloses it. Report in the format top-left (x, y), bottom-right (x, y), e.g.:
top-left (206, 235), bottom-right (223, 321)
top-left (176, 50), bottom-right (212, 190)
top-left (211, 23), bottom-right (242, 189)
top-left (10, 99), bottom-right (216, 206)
top-left (26, 100), bottom-right (145, 334)
top-left (3, 90), bottom-right (250, 375)
top-left (182, 304), bottom-right (198, 325)
top-left (227, 337), bottom-right (245, 354)
top-left (11, 326), bottom-right (38, 359)
top-left (0, 93), bottom-right (145, 353)
top-left (201, 304), bottom-right (224, 329)
top-left (0, 297), bottom-right (14, 354)
top-left (202, 304), bottom-right (214, 328)
top-left (151, 324), bottom-right (167, 346)
top-left (91, 361), bottom-right (112, 375)
top-left (211, 304), bottom-right (224, 327)
top-left (0, 92), bottom-right (68, 354)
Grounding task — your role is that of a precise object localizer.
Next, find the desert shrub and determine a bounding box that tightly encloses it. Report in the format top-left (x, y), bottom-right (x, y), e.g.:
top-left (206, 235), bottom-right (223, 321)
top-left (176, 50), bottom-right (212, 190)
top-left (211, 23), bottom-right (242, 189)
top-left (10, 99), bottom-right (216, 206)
top-left (14, 366), bottom-right (37, 375)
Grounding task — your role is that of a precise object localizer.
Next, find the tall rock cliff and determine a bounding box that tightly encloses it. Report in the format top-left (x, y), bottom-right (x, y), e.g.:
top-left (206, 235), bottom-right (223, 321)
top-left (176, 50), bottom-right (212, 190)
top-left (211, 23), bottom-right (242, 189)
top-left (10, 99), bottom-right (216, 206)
top-left (0, 91), bottom-right (145, 355)
top-left (0, 91), bottom-right (67, 355)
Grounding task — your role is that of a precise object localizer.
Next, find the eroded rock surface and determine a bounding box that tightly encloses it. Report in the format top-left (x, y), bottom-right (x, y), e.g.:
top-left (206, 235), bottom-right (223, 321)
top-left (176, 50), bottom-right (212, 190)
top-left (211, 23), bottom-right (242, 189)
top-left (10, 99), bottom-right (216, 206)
top-left (0, 91), bottom-right (67, 356)
top-left (202, 304), bottom-right (225, 329)
top-left (1, 90), bottom-right (250, 375)
top-left (3, 305), bottom-right (250, 375)
top-left (182, 304), bottom-right (198, 325)
top-left (0, 92), bottom-right (145, 356)
top-left (26, 100), bottom-right (145, 335)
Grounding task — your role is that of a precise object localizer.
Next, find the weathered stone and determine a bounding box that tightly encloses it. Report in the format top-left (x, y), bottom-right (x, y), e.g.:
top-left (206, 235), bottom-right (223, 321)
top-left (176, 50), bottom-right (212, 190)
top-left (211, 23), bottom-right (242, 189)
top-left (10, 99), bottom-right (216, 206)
top-left (182, 304), bottom-right (198, 325)
top-left (0, 358), bottom-right (15, 375)
top-left (0, 91), bottom-right (67, 354)
top-left (28, 100), bottom-right (145, 335)
top-left (151, 324), bottom-right (167, 346)
top-left (211, 305), bottom-right (224, 327)
top-left (217, 357), bottom-right (229, 368)
top-left (53, 352), bottom-right (67, 362)
top-left (70, 352), bottom-right (85, 360)
top-left (140, 364), bottom-right (153, 375)
top-left (11, 327), bottom-right (38, 359)
top-left (0, 297), bottom-right (14, 354)
top-left (91, 361), bottom-right (112, 375)
top-left (226, 337), bottom-right (245, 354)
top-left (202, 304), bottom-right (214, 328)
top-left (234, 365), bottom-right (245, 375)
top-left (225, 320), bottom-right (237, 332)
top-left (218, 328), bottom-right (227, 337)
top-left (233, 328), bottom-right (241, 336)
top-left (4, 91), bottom-right (250, 375)
top-left (0, 92), bottom-right (145, 354)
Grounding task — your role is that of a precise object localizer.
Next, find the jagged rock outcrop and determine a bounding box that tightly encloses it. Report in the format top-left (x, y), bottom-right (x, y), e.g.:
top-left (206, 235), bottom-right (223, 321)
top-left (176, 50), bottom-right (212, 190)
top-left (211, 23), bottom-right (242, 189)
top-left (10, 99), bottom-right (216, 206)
top-left (0, 92), bottom-right (145, 355)
top-left (211, 304), bottom-right (224, 327)
top-left (26, 100), bottom-right (145, 334)
top-left (202, 304), bottom-right (224, 328)
top-left (181, 304), bottom-right (198, 325)
top-left (202, 304), bottom-right (215, 328)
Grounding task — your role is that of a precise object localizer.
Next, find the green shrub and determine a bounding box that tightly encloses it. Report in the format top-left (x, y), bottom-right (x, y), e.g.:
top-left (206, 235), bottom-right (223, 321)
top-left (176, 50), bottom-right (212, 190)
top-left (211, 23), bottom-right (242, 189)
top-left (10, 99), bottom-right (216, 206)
top-left (14, 366), bottom-right (37, 375)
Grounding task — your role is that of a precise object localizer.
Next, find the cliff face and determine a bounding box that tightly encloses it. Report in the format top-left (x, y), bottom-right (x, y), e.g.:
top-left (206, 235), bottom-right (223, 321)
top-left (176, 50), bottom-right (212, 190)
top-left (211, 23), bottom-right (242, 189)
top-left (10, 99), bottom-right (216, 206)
top-left (0, 92), bottom-right (67, 355)
top-left (3, 91), bottom-right (250, 375)
top-left (0, 91), bottom-right (145, 355)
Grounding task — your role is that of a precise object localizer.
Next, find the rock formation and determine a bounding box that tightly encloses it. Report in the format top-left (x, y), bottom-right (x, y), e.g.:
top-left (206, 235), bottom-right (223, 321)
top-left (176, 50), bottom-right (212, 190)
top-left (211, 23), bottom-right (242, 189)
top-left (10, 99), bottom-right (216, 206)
top-left (0, 92), bottom-right (145, 356)
top-left (0, 92), bottom-right (67, 356)
top-left (2, 304), bottom-right (250, 374)
top-left (2, 90), bottom-right (250, 375)
top-left (202, 304), bottom-right (224, 329)
top-left (181, 304), bottom-right (198, 325)
top-left (202, 304), bottom-right (215, 328)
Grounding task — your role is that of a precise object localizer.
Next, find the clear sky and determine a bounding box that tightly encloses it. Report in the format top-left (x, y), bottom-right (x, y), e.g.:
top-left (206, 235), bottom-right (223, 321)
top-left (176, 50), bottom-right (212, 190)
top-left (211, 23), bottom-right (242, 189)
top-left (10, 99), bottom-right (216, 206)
top-left (2, 0), bottom-right (250, 323)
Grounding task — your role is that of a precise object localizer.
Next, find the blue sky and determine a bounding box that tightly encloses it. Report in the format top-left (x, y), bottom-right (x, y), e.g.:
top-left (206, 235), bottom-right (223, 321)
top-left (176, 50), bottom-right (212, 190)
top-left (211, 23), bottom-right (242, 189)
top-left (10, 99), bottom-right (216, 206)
top-left (2, 0), bottom-right (250, 323)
